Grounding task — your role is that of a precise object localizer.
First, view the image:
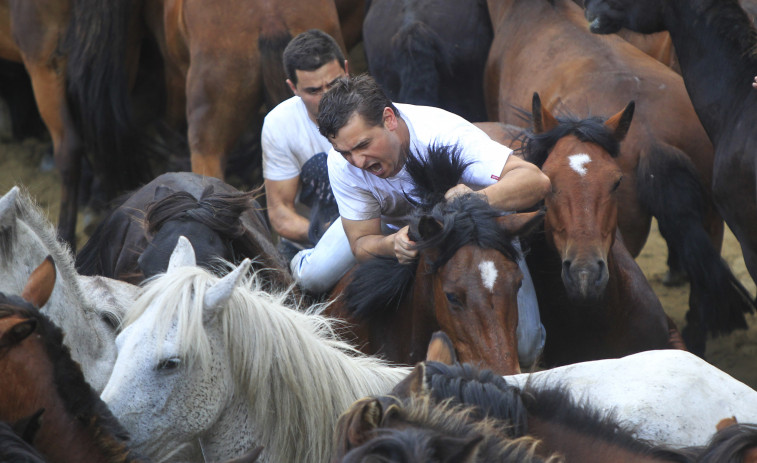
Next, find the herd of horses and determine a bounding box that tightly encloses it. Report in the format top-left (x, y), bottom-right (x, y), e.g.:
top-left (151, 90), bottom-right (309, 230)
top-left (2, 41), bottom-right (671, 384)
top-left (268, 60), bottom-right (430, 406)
top-left (3, 0), bottom-right (757, 461)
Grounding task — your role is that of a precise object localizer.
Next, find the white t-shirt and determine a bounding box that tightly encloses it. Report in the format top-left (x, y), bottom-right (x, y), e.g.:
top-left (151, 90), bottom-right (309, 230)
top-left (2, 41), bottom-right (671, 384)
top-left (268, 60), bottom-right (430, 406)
top-left (262, 96), bottom-right (334, 181)
top-left (328, 103), bottom-right (512, 226)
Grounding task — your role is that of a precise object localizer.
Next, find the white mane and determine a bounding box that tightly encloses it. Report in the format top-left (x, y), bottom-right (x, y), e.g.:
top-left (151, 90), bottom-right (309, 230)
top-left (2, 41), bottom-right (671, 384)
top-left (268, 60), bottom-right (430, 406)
top-left (123, 266), bottom-right (410, 463)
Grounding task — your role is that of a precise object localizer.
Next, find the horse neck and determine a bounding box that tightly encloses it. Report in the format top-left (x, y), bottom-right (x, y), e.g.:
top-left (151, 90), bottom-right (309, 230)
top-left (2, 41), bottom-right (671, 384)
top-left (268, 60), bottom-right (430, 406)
top-left (663, 0), bottom-right (756, 143)
top-left (407, 255), bottom-right (442, 361)
top-left (527, 415), bottom-right (676, 463)
top-left (241, 305), bottom-right (410, 463)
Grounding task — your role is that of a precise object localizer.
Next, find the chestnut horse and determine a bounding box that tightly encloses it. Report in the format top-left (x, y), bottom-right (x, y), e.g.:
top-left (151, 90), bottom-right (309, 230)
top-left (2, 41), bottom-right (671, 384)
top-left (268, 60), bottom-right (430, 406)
top-left (484, 0), bottom-right (755, 356)
top-left (584, 0), bottom-right (757, 323)
top-left (522, 94), bottom-right (679, 365)
top-left (326, 145), bottom-right (544, 375)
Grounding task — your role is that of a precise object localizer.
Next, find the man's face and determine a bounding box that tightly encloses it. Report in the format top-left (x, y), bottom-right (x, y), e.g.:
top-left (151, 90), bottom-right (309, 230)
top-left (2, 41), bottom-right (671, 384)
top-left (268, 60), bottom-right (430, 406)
top-left (330, 110), bottom-right (404, 179)
top-left (289, 59), bottom-right (347, 121)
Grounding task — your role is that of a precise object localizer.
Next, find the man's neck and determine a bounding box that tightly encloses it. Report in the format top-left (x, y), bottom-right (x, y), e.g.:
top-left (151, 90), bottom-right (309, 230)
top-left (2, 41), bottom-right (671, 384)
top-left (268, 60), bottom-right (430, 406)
top-left (396, 116), bottom-right (410, 173)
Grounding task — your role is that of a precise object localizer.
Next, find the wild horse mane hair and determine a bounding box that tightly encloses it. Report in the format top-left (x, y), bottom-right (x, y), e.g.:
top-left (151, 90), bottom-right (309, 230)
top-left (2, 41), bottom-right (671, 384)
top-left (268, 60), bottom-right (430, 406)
top-left (354, 394), bottom-right (548, 462)
top-left (343, 144), bottom-right (519, 321)
top-left (516, 112), bottom-right (621, 169)
top-left (0, 417), bottom-right (45, 463)
top-left (0, 294), bottom-right (145, 462)
top-left (695, 422), bottom-right (757, 463)
top-left (695, 0), bottom-right (757, 59)
top-left (422, 361), bottom-right (697, 462)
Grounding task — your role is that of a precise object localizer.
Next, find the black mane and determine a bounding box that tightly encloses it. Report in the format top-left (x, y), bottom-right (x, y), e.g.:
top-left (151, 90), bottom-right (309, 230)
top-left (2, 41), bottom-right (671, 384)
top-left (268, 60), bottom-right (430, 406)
top-left (696, 0), bottom-right (757, 59)
top-left (343, 144), bottom-right (519, 321)
top-left (517, 114), bottom-right (621, 168)
top-left (423, 361), bottom-right (696, 461)
top-left (0, 294), bottom-right (145, 461)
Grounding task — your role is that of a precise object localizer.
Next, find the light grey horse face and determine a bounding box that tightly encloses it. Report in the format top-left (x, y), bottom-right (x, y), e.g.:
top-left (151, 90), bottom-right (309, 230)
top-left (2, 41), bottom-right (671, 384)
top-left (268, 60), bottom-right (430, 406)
top-left (101, 298), bottom-right (234, 458)
top-left (0, 186), bottom-right (127, 392)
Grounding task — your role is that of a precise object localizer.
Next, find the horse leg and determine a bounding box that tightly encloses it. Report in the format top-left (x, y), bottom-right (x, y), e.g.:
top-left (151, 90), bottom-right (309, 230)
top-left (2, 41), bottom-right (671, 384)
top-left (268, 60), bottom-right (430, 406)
top-left (665, 315), bottom-right (687, 350)
top-left (24, 61), bottom-right (83, 248)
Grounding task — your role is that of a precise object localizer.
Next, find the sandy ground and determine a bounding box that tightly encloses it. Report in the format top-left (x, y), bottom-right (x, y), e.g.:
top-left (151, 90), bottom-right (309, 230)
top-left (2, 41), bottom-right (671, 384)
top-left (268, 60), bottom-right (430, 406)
top-left (2, 135), bottom-right (757, 390)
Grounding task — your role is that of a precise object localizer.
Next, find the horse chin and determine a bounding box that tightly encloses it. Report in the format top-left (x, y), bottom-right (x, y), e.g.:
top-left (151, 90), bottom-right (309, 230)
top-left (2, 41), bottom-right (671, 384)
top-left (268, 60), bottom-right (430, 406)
top-left (562, 273), bottom-right (608, 302)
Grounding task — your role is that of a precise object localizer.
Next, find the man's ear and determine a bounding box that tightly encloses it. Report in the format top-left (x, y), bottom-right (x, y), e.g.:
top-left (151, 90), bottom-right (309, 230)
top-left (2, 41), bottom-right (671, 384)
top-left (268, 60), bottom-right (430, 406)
top-left (344, 60), bottom-right (350, 76)
top-left (383, 107), bottom-right (398, 130)
top-left (286, 79), bottom-right (297, 95)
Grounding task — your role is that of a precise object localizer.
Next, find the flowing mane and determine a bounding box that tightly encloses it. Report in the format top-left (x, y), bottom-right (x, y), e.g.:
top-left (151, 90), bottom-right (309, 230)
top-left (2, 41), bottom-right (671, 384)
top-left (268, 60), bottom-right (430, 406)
top-left (121, 266), bottom-right (410, 463)
top-left (0, 294), bottom-right (144, 462)
top-left (694, 0), bottom-right (757, 59)
top-left (343, 144), bottom-right (519, 320)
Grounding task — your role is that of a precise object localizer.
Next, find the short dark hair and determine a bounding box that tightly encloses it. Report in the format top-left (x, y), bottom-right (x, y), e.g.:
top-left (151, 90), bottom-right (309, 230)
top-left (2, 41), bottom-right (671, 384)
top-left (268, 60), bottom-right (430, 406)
top-left (283, 29), bottom-right (345, 86)
top-left (317, 74), bottom-right (399, 139)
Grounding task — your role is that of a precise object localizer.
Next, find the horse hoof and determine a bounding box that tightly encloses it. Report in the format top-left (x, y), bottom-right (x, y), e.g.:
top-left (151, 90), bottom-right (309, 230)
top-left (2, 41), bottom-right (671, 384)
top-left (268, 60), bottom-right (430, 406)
top-left (663, 269), bottom-right (688, 287)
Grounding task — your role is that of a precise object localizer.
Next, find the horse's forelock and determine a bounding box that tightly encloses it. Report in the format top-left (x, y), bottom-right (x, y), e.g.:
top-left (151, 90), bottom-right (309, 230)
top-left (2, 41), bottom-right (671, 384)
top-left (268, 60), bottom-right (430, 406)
top-left (520, 115), bottom-right (620, 168)
top-left (404, 143), bottom-right (472, 209)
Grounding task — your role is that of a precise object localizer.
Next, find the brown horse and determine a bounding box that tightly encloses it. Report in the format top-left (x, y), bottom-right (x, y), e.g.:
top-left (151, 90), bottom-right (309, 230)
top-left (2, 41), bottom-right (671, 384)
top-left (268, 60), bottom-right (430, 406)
top-left (325, 145), bottom-right (544, 376)
top-left (335, 362), bottom-right (696, 463)
top-left (484, 0), bottom-right (755, 356)
top-left (584, 0), bottom-right (757, 333)
top-left (0, 0), bottom-right (151, 246)
top-left (521, 94), bottom-right (679, 365)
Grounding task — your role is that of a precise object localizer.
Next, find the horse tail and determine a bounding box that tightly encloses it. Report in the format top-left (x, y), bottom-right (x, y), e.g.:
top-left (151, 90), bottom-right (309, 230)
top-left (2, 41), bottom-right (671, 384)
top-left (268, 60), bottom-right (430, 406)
top-left (259, 30), bottom-right (293, 111)
top-left (636, 144), bottom-right (755, 344)
top-left (64, 0), bottom-right (151, 196)
top-left (391, 20), bottom-right (450, 107)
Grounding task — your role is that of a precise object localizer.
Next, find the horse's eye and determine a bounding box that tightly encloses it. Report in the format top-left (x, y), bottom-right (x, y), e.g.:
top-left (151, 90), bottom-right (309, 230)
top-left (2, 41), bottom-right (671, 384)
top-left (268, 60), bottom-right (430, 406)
top-left (156, 358), bottom-right (181, 371)
top-left (611, 177), bottom-right (622, 192)
top-left (445, 293), bottom-right (461, 306)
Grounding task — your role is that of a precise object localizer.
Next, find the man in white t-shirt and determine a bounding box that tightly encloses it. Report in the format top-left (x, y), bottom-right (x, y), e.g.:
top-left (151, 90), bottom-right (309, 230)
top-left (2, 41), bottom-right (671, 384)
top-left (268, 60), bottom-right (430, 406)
top-left (262, 29), bottom-right (355, 277)
top-left (298, 74), bottom-right (551, 365)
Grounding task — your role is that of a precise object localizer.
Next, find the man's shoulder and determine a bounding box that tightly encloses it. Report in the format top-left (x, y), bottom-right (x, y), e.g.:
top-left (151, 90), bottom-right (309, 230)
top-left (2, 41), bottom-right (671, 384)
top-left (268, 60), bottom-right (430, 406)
top-left (265, 96), bottom-right (304, 123)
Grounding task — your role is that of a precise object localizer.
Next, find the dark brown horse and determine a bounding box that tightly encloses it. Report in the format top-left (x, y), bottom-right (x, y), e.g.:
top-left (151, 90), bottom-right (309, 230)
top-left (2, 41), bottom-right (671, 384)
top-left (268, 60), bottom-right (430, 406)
top-left (584, 0), bottom-right (757, 326)
top-left (335, 362), bottom-right (696, 463)
top-left (362, 0), bottom-right (493, 122)
top-left (522, 94), bottom-right (680, 365)
top-left (326, 145), bottom-right (544, 376)
top-left (0, 412), bottom-right (46, 463)
top-left (484, 0), bottom-right (755, 356)
top-left (75, 172), bottom-right (292, 290)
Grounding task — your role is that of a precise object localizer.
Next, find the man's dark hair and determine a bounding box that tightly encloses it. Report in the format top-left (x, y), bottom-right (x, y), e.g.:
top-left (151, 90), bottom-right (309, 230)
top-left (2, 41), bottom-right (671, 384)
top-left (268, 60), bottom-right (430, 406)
top-left (283, 29), bottom-right (345, 86)
top-left (317, 74), bottom-right (399, 139)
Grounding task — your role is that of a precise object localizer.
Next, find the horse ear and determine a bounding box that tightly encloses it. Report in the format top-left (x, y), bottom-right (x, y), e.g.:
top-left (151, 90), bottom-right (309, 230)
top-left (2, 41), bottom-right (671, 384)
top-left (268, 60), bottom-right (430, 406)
top-left (153, 184), bottom-right (176, 201)
top-left (12, 409), bottom-right (44, 445)
top-left (716, 416), bottom-right (738, 431)
top-left (604, 101), bottom-right (635, 142)
top-left (418, 215), bottom-right (443, 240)
top-left (0, 186), bottom-right (20, 228)
top-left (433, 433), bottom-right (484, 463)
top-left (0, 319), bottom-right (38, 349)
top-left (21, 256), bottom-right (56, 308)
top-left (426, 331), bottom-right (458, 365)
top-left (390, 362), bottom-right (428, 398)
top-left (496, 209), bottom-right (545, 238)
top-left (532, 92), bottom-right (559, 134)
top-left (203, 258), bottom-right (251, 321)
top-left (334, 397), bottom-right (384, 459)
top-left (167, 236), bottom-right (197, 272)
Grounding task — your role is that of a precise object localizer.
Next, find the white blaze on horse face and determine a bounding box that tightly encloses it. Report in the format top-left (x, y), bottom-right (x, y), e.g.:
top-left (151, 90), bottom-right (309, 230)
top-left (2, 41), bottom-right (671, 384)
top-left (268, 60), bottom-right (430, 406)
top-left (479, 261), bottom-right (498, 292)
top-left (568, 153), bottom-right (592, 177)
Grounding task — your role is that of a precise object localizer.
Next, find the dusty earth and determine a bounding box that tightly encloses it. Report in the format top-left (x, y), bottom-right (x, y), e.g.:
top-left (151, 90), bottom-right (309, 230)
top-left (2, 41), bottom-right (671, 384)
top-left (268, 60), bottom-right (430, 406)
top-left (2, 135), bottom-right (757, 390)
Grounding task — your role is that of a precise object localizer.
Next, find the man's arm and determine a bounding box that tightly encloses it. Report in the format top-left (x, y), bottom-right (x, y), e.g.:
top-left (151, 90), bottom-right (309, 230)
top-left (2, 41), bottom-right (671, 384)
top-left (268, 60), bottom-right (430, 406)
top-left (447, 155), bottom-right (550, 211)
top-left (265, 177), bottom-right (310, 243)
top-left (342, 217), bottom-right (418, 263)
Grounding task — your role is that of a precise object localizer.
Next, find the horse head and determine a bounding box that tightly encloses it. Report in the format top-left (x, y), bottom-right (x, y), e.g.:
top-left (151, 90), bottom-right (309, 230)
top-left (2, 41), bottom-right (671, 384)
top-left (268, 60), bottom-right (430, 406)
top-left (102, 237), bottom-right (255, 461)
top-left (410, 200), bottom-right (544, 375)
top-left (526, 92), bottom-right (634, 300)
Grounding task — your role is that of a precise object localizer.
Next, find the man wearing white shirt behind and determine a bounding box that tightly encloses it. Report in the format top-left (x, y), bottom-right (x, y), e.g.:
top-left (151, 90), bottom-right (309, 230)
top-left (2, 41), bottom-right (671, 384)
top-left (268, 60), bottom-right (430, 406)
top-left (293, 74), bottom-right (551, 366)
top-left (262, 29), bottom-right (355, 277)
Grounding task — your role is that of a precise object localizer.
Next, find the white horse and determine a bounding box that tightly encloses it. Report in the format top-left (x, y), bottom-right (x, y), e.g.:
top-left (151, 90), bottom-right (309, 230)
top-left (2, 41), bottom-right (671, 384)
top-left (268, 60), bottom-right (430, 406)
top-left (505, 350), bottom-right (757, 448)
top-left (101, 237), bottom-right (411, 463)
top-left (0, 186), bottom-right (138, 392)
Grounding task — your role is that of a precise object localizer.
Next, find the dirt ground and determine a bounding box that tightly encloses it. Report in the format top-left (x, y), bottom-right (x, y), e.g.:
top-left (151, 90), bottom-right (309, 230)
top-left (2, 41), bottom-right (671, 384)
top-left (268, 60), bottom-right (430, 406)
top-left (2, 136), bottom-right (757, 390)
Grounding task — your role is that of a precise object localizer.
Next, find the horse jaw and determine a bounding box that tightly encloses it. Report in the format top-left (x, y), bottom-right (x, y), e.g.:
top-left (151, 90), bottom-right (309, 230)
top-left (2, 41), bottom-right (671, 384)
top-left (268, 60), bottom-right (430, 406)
top-left (167, 236), bottom-right (197, 271)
